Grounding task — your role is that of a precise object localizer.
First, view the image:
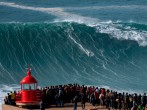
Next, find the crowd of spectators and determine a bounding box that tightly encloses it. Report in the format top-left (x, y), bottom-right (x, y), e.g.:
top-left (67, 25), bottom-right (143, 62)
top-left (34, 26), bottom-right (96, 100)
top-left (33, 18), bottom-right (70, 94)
top-left (4, 91), bottom-right (16, 105)
top-left (4, 83), bottom-right (147, 110)
top-left (39, 83), bottom-right (147, 110)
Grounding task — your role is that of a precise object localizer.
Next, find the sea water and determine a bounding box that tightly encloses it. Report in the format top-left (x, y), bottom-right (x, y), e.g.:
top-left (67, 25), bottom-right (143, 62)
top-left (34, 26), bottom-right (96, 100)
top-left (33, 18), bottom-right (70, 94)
top-left (0, 0), bottom-right (147, 109)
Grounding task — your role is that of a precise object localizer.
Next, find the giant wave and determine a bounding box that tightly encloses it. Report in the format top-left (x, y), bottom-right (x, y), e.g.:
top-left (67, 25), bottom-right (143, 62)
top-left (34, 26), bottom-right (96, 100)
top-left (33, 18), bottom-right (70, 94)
top-left (0, 21), bottom-right (147, 94)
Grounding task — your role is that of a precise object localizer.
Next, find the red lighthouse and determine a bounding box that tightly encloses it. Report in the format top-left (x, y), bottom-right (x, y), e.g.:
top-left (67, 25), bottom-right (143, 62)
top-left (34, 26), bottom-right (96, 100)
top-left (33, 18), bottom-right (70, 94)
top-left (15, 67), bottom-right (41, 106)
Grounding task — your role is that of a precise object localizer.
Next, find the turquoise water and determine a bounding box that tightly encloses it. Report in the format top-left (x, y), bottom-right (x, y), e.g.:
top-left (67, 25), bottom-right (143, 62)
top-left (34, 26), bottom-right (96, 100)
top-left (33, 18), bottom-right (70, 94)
top-left (0, 0), bottom-right (147, 94)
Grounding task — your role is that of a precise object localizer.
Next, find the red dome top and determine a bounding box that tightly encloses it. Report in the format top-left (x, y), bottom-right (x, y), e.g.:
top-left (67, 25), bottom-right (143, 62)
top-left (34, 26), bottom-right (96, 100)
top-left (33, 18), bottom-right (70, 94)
top-left (20, 75), bottom-right (37, 84)
top-left (20, 69), bottom-right (37, 84)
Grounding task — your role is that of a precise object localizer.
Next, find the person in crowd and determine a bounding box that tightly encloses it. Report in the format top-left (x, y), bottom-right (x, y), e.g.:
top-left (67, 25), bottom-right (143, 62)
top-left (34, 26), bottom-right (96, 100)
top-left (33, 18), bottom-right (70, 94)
top-left (40, 99), bottom-right (46, 110)
top-left (110, 91), bottom-right (115, 109)
top-left (73, 94), bottom-right (78, 110)
top-left (124, 93), bottom-right (129, 109)
top-left (99, 92), bottom-right (104, 106)
top-left (142, 93), bottom-right (147, 108)
top-left (7, 93), bottom-right (12, 105)
top-left (4, 96), bottom-right (8, 104)
top-left (58, 86), bottom-right (64, 107)
top-left (81, 92), bottom-right (86, 109)
top-left (91, 92), bottom-right (95, 106)
top-left (105, 93), bottom-right (111, 108)
top-left (133, 93), bottom-right (138, 106)
top-left (55, 93), bottom-right (59, 107)
top-left (94, 88), bottom-right (99, 105)
top-left (129, 94), bottom-right (133, 109)
top-left (10, 91), bottom-right (15, 105)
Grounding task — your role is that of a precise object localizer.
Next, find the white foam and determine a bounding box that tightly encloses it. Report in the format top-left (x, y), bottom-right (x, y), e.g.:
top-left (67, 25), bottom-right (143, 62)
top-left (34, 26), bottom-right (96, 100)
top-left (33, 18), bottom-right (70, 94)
top-left (66, 5), bottom-right (147, 10)
top-left (0, 84), bottom-right (20, 110)
top-left (95, 22), bottom-right (147, 46)
top-left (0, 91), bottom-right (6, 110)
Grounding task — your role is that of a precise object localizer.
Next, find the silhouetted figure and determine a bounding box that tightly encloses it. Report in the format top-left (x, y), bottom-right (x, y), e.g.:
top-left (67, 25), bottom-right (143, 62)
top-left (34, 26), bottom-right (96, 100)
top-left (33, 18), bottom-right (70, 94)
top-left (7, 93), bottom-right (12, 105)
top-left (81, 92), bottom-right (86, 109)
top-left (142, 93), bottom-right (146, 108)
top-left (73, 95), bottom-right (78, 110)
top-left (40, 100), bottom-right (45, 110)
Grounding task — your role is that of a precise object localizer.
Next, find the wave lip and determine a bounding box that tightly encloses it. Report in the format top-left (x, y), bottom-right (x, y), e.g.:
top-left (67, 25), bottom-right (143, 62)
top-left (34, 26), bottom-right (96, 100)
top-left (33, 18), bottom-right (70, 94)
top-left (95, 22), bottom-right (147, 46)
